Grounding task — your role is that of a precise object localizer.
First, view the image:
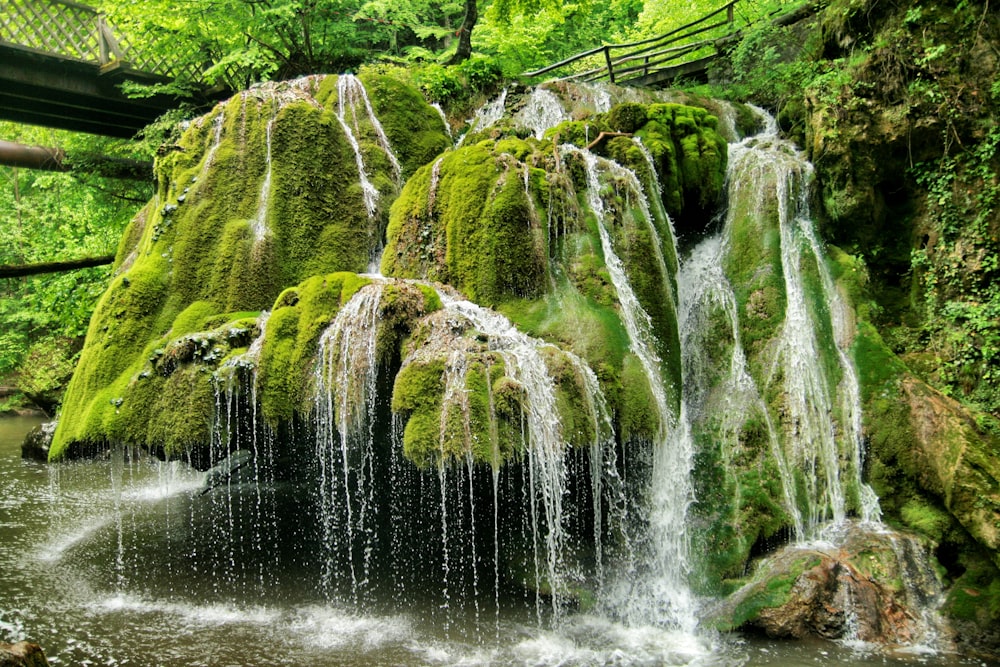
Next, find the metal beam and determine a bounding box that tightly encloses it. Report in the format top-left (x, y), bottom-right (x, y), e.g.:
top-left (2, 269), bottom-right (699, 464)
top-left (0, 43), bottom-right (179, 137)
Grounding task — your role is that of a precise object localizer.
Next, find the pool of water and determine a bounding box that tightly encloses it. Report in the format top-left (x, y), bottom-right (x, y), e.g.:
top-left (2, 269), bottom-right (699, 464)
top-left (0, 416), bottom-right (986, 666)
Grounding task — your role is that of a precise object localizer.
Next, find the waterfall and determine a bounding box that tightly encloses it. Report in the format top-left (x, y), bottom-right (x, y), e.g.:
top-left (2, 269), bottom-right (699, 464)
top-left (250, 110), bottom-right (276, 242)
top-left (516, 87), bottom-right (569, 140)
top-left (208, 311), bottom-right (279, 596)
top-left (431, 103), bottom-right (452, 141)
top-left (335, 84), bottom-right (380, 219)
top-left (338, 74), bottom-right (402, 183)
top-left (678, 235), bottom-right (805, 539)
top-left (457, 89), bottom-right (508, 147)
top-left (437, 294), bottom-right (572, 620)
top-left (312, 282), bottom-right (385, 601)
top-left (564, 146), bottom-right (696, 631)
top-left (723, 109), bottom-right (881, 536)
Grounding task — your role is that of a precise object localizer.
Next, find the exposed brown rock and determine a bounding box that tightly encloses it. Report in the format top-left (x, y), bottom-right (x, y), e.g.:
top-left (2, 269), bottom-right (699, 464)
top-left (0, 642), bottom-right (51, 667)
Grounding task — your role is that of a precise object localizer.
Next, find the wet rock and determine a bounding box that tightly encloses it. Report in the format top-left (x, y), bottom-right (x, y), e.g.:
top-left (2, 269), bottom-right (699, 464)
top-left (0, 641), bottom-right (51, 667)
top-left (20, 421), bottom-right (56, 461)
top-left (707, 522), bottom-right (951, 646)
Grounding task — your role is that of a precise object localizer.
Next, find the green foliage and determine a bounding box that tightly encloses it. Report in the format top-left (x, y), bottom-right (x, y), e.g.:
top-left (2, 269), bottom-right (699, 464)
top-left (455, 56), bottom-right (504, 90)
top-left (726, 21), bottom-right (821, 116)
top-left (0, 122), bottom-right (152, 410)
top-left (905, 125), bottom-right (1000, 413)
top-left (414, 64), bottom-right (465, 102)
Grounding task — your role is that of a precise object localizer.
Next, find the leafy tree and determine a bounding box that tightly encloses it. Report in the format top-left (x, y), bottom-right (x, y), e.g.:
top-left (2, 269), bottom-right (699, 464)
top-left (100, 0), bottom-right (466, 92)
top-left (0, 123), bottom-right (151, 412)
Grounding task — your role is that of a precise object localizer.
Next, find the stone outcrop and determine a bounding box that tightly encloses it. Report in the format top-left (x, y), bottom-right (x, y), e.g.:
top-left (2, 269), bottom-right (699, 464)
top-left (20, 421), bottom-right (55, 461)
top-left (709, 522), bottom-right (948, 646)
top-left (0, 642), bottom-right (50, 667)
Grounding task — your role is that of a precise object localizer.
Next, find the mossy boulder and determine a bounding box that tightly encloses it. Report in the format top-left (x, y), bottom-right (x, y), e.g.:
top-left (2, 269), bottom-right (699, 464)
top-left (51, 74), bottom-right (449, 460)
top-left (381, 109), bottom-right (714, 434)
top-left (707, 523), bottom-right (944, 644)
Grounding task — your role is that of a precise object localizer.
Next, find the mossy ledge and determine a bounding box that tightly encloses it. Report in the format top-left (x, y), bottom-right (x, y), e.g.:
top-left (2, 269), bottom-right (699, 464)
top-left (50, 74), bottom-right (449, 461)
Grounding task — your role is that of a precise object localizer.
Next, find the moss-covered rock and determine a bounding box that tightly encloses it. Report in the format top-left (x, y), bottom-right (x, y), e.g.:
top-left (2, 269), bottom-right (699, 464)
top-left (381, 104), bottom-right (723, 442)
top-left (707, 523), bottom-right (944, 644)
top-left (51, 75), bottom-right (449, 460)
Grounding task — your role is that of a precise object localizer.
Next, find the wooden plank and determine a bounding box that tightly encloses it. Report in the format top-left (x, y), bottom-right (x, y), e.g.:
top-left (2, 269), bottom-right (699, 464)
top-left (619, 54), bottom-right (718, 87)
top-left (605, 0), bottom-right (736, 52)
top-left (607, 18), bottom-right (730, 66)
top-left (523, 45), bottom-right (607, 78)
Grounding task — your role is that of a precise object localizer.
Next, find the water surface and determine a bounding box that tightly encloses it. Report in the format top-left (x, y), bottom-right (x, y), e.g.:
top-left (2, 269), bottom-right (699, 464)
top-left (0, 417), bottom-right (982, 666)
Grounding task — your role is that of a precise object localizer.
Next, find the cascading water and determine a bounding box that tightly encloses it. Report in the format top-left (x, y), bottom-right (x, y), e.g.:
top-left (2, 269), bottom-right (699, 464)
top-left (456, 88), bottom-right (508, 147)
top-left (516, 87), bottom-right (569, 140)
top-left (300, 277), bottom-right (631, 632)
top-left (678, 235), bottom-right (806, 539)
top-left (312, 282), bottom-right (385, 601)
top-left (563, 145), bottom-right (697, 631)
top-left (724, 111), bottom-right (881, 535)
top-left (335, 80), bottom-right (381, 219)
top-left (13, 77), bottom-right (976, 666)
top-left (339, 74), bottom-right (402, 183)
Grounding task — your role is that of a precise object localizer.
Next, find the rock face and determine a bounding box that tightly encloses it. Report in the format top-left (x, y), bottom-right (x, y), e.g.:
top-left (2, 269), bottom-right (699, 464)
top-left (50, 73), bottom-right (451, 462)
top-left (710, 523), bottom-right (947, 646)
top-left (49, 73), bottom-right (728, 470)
top-left (20, 421), bottom-right (55, 461)
top-left (48, 73), bottom-right (730, 612)
top-left (0, 642), bottom-right (50, 667)
top-left (45, 45), bottom-right (1000, 654)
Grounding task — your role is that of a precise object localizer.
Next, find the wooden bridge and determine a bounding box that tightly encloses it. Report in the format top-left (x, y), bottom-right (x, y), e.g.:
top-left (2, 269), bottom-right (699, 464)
top-left (0, 0), bottom-right (220, 137)
top-left (523, 0), bottom-right (815, 88)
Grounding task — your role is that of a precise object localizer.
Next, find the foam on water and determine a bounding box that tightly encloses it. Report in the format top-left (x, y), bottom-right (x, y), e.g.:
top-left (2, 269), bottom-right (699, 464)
top-left (91, 594), bottom-right (281, 625)
top-left (288, 605), bottom-right (413, 649)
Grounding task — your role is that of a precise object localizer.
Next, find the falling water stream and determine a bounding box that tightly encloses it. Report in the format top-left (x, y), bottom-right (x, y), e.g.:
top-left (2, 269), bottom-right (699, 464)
top-left (0, 91), bottom-right (974, 665)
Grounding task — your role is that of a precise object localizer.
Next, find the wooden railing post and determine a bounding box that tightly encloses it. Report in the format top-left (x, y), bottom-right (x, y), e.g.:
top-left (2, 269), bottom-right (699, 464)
top-left (727, 1), bottom-right (735, 24)
top-left (98, 15), bottom-right (109, 65)
top-left (96, 14), bottom-right (126, 68)
top-left (604, 46), bottom-right (615, 83)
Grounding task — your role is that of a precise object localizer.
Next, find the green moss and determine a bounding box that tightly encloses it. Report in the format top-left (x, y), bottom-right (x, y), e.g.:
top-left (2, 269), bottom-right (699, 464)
top-left (900, 498), bottom-right (954, 543)
top-left (256, 272), bottom-right (372, 424)
top-left (717, 555), bottom-right (822, 631)
top-left (358, 71), bottom-right (451, 179)
top-left (618, 354), bottom-right (658, 443)
top-left (606, 103), bottom-right (648, 134)
top-left (53, 74), bottom-right (450, 459)
top-left (50, 260), bottom-right (171, 459)
top-left (415, 283), bottom-right (442, 312)
top-left (382, 143), bottom-right (546, 305)
top-left (633, 103), bottom-right (728, 227)
top-left (170, 301), bottom-right (220, 336)
top-left (392, 358), bottom-right (446, 468)
top-left (943, 553), bottom-right (1000, 622)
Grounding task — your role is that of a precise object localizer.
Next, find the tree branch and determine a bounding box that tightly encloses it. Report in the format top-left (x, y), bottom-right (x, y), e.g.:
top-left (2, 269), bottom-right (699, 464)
top-left (0, 141), bottom-right (152, 182)
top-left (0, 255), bottom-right (116, 279)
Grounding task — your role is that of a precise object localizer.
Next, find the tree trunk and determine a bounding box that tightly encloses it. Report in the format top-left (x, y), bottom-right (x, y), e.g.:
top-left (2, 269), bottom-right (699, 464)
top-left (447, 0), bottom-right (478, 65)
top-left (0, 140), bottom-right (152, 181)
top-left (0, 254), bottom-right (115, 279)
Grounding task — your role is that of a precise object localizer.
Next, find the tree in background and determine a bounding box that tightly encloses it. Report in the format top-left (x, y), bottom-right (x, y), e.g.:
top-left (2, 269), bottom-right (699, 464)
top-left (0, 123), bottom-right (151, 414)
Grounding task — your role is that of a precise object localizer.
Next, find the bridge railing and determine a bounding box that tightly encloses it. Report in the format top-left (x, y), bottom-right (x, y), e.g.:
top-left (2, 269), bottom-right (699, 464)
top-left (522, 0), bottom-right (740, 85)
top-left (0, 0), bottom-right (204, 81)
